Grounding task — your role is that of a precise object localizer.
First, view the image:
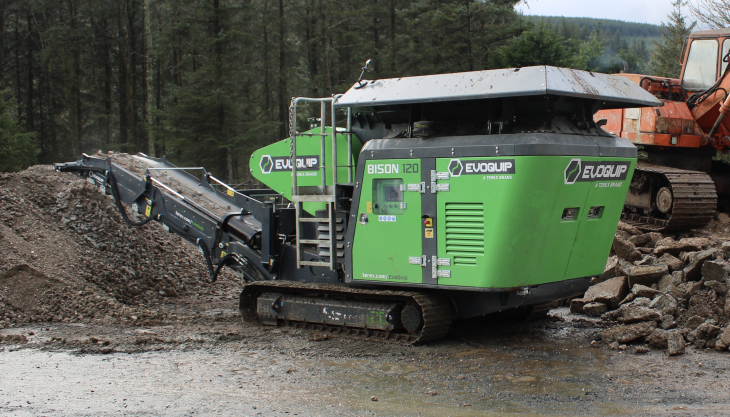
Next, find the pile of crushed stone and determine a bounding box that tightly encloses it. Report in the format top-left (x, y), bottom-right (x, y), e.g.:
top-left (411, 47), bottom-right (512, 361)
top-left (0, 165), bottom-right (238, 328)
top-left (572, 222), bottom-right (730, 355)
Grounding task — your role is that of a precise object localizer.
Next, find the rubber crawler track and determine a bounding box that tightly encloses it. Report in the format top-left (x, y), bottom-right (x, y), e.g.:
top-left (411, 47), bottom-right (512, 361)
top-left (239, 281), bottom-right (454, 345)
top-left (622, 161), bottom-right (717, 232)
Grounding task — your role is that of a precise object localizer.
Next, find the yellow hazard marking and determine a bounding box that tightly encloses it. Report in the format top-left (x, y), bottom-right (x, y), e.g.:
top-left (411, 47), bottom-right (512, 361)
top-left (227, 189), bottom-right (234, 197)
top-left (221, 251), bottom-right (227, 258)
top-left (425, 228), bottom-right (434, 238)
top-left (366, 201), bottom-right (372, 213)
top-left (145, 205), bottom-right (152, 217)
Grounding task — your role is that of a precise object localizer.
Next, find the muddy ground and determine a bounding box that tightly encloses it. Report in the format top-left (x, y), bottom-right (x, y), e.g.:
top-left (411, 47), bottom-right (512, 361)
top-left (2, 300), bottom-right (730, 416)
top-left (1, 162), bottom-right (730, 416)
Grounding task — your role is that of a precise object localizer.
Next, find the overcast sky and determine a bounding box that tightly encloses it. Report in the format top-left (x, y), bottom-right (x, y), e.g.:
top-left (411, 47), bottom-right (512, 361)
top-left (516, 0), bottom-right (692, 26)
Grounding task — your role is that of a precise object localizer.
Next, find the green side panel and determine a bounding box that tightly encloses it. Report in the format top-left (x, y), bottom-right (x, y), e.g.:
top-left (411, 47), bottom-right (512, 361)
top-left (249, 127), bottom-right (362, 215)
top-left (564, 161), bottom-right (636, 278)
top-left (434, 156), bottom-right (634, 289)
top-left (352, 159), bottom-right (424, 284)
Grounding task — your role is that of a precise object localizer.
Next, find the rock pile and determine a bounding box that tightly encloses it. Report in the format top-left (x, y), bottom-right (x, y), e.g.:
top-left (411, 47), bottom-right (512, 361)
top-left (573, 222), bottom-right (730, 355)
top-left (0, 165), bottom-right (237, 329)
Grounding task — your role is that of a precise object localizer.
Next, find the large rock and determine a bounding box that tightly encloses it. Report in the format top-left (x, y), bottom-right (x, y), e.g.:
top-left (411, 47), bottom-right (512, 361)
top-left (658, 272), bottom-right (682, 292)
top-left (716, 326), bottom-right (730, 351)
top-left (721, 241), bottom-right (730, 258)
top-left (613, 237), bottom-right (642, 262)
top-left (616, 305), bottom-right (662, 324)
top-left (624, 264), bottom-right (669, 287)
top-left (583, 276), bottom-right (628, 309)
top-left (617, 221), bottom-right (642, 236)
top-left (684, 315), bottom-right (705, 330)
top-left (725, 298), bottom-right (730, 320)
top-left (649, 293), bottom-right (678, 317)
top-left (683, 249), bottom-right (718, 281)
top-left (601, 321), bottom-right (657, 344)
top-left (653, 238), bottom-right (710, 256)
top-left (646, 328), bottom-right (671, 349)
top-left (570, 298), bottom-right (586, 314)
top-left (645, 232), bottom-right (664, 249)
top-left (657, 253), bottom-right (686, 272)
top-left (631, 284), bottom-right (662, 299)
top-left (688, 320), bottom-right (721, 348)
top-left (705, 280), bottom-right (728, 296)
top-left (603, 256), bottom-right (621, 280)
top-left (701, 260), bottom-right (729, 283)
top-left (667, 284), bottom-right (687, 301)
top-left (659, 315), bottom-right (677, 330)
top-left (688, 291), bottom-right (722, 320)
top-left (667, 332), bottom-right (686, 356)
top-left (583, 302), bottom-right (608, 317)
top-left (629, 234), bottom-right (652, 247)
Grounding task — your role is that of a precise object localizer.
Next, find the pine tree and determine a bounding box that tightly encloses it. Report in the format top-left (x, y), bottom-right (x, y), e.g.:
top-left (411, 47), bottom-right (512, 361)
top-left (0, 93), bottom-right (38, 172)
top-left (650, 0), bottom-right (696, 78)
top-left (489, 24), bottom-right (579, 69)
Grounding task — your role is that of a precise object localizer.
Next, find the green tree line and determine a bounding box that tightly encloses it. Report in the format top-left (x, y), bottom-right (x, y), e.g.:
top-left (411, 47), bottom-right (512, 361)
top-left (0, 0), bottom-right (688, 179)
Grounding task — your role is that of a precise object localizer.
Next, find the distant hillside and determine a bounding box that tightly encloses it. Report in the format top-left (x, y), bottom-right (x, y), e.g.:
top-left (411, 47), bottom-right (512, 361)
top-left (523, 15), bottom-right (663, 39)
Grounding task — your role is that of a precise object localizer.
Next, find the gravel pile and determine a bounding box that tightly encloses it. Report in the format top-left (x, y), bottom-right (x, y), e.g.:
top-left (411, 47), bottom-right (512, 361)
top-left (0, 165), bottom-right (237, 328)
top-left (572, 222), bottom-right (730, 355)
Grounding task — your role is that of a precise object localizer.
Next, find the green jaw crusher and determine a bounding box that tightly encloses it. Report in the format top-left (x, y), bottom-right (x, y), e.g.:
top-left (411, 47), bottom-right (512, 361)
top-left (58, 66), bottom-right (661, 343)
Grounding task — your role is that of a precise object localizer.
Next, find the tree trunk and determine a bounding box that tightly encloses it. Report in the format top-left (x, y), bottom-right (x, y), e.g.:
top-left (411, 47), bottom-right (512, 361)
top-left (319, 0), bottom-right (331, 96)
top-left (144, 0), bottom-right (154, 156)
top-left (26, 11), bottom-right (34, 133)
top-left (278, 0), bottom-right (287, 139)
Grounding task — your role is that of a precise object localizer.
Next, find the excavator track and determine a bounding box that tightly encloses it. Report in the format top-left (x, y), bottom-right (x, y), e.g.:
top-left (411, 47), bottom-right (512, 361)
top-left (239, 281), bottom-right (454, 345)
top-left (621, 161), bottom-right (717, 232)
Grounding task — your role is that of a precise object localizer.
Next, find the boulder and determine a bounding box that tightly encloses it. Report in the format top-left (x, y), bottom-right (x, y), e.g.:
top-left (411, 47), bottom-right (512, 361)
top-left (582, 276), bottom-right (628, 310)
top-left (638, 247), bottom-right (654, 254)
top-left (657, 253), bottom-right (686, 272)
top-left (688, 291), bottom-right (722, 320)
top-left (716, 326), bottom-right (730, 351)
top-left (646, 328), bottom-right (671, 349)
top-left (603, 256), bottom-right (621, 280)
top-left (615, 230), bottom-right (632, 241)
top-left (629, 234), bottom-right (652, 247)
top-left (645, 232), bottom-right (664, 249)
top-left (616, 305), bottom-right (662, 324)
top-left (721, 240), bottom-right (730, 258)
top-left (688, 320), bottom-right (721, 348)
top-left (613, 237), bottom-right (642, 262)
top-left (570, 298), bottom-right (586, 314)
top-left (619, 292), bottom-right (636, 306)
top-left (659, 315), bottom-right (677, 330)
top-left (583, 302), bottom-right (608, 317)
top-left (702, 260), bottom-right (730, 283)
top-left (601, 321), bottom-right (657, 344)
top-left (654, 238), bottom-right (710, 256)
top-left (684, 315), bottom-right (705, 330)
top-left (617, 221), bottom-right (642, 236)
top-left (725, 298), bottom-right (730, 320)
top-left (704, 280), bottom-right (728, 296)
top-left (683, 249), bottom-right (718, 281)
top-left (624, 264), bottom-right (669, 287)
top-left (667, 284), bottom-right (687, 301)
top-left (631, 284), bottom-right (662, 299)
top-left (667, 332), bottom-right (686, 356)
top-left (635, 255), bottom-right (657, 266)
top-left (632, 297), bottom-right (652, 307)
top-left (649, 294), bottom-right (678, 317)
top-left (658, 273), bottom-right (681, 292)
top-left (682, 281), bottom-right (704, 297)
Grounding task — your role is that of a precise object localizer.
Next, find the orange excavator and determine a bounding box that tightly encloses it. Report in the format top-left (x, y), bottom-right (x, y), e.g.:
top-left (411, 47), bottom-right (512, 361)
top-left (595, 28), bottom-right (730, 231)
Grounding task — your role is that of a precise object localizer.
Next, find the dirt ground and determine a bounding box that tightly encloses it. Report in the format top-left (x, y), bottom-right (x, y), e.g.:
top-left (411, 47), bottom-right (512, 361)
top-left (1, 162), bottom-right (730, 416)
top-left (2, 300), bottom-right (730, 416)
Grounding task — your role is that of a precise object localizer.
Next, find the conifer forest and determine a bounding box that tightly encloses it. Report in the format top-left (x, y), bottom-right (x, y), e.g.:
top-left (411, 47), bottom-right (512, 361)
top-left (0, 0), bottom-right (681, 180)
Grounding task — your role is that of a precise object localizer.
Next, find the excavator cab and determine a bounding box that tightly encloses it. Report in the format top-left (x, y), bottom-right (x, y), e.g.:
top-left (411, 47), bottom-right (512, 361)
top-left (680, 29), bottom-right (730, 92)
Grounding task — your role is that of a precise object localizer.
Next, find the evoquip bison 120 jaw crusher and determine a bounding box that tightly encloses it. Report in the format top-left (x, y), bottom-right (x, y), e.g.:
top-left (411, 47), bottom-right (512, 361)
top-left (55, 66), bottom-right (660, 344)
